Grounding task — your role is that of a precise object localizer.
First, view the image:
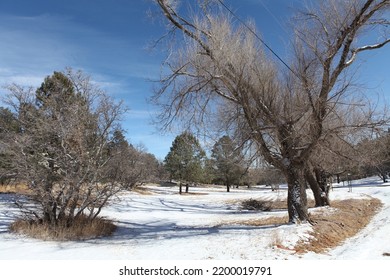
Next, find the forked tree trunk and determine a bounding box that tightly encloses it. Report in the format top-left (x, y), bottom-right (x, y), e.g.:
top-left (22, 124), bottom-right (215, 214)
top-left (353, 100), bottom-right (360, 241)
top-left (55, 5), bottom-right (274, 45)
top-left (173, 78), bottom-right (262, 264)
top-left (305, 167), bottom-right (330, 207)
top-left (285, 165), bottom-right (310, 223)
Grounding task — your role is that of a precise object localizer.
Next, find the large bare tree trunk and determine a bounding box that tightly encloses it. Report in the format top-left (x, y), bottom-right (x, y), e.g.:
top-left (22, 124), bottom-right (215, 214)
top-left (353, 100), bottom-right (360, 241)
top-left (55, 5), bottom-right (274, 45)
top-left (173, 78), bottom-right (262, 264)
top-left (285, 164), bottom-right (310, 223)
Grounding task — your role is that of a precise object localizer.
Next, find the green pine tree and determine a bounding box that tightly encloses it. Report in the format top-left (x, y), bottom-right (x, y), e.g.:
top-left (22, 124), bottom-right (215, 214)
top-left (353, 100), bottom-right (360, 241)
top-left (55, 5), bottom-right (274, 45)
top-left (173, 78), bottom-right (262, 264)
top-left (211, 135), bottom-right (246, 192)
top-left (164, 132), bottom-right (205, 193)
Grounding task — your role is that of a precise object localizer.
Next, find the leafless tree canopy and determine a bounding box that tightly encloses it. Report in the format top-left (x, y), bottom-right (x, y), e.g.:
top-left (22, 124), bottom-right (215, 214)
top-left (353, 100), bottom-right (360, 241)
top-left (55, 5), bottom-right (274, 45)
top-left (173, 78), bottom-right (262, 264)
top-left (153, 0), bottom-right (389, 223)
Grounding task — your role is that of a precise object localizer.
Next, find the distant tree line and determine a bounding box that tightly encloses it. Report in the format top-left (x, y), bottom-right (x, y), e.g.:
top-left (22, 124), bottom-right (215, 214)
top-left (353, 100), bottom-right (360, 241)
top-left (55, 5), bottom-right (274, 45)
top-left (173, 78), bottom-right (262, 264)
top-left (162, 130), bottom-right (390, 196)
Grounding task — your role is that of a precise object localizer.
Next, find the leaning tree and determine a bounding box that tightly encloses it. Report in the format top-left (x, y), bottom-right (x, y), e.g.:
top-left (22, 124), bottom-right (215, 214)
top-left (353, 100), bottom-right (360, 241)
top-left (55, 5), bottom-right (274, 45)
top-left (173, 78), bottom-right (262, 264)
top-left (152, 0), bottom-right (389, 223)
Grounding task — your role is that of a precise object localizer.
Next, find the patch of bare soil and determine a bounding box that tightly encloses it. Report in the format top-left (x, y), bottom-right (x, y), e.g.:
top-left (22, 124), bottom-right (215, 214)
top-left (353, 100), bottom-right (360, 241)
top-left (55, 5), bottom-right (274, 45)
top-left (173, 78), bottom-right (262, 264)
top-left (295, 198), bottom-right (383, 254)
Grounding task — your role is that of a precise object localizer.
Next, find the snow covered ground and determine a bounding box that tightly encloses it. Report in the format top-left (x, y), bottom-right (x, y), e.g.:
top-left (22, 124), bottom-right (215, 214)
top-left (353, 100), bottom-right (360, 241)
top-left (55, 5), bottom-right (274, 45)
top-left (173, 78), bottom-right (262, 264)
top-left (0, 177), bottom-right (389, 260)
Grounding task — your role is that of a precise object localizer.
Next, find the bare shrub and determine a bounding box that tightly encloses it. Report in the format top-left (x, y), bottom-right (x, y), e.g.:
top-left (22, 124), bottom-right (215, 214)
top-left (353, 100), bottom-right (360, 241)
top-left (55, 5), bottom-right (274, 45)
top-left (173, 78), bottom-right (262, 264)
top-left (3, 69), bottom-right (131, 230)
top-left (10, 215), bottom-right (116, 241)
top-left (241, 199), bottom-right (272, 211)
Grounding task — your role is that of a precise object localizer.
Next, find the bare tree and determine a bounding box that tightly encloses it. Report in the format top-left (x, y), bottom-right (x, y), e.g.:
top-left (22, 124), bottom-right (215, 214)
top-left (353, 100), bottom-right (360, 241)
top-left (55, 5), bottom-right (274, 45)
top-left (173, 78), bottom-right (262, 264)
top-left (3, 69), bottom-right (130, 227)
top-left (152, 0), bottom-right (389, 223)
top-left (107, 132), bottom-right (162, 188)
top-left (357, 129), bottom-right (390, 181)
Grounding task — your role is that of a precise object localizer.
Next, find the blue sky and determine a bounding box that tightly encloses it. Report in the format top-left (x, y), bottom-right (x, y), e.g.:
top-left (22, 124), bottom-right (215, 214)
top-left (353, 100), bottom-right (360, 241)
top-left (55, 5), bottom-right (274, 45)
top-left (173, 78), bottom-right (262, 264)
top-left (0, 0), bottom-right (389, 160)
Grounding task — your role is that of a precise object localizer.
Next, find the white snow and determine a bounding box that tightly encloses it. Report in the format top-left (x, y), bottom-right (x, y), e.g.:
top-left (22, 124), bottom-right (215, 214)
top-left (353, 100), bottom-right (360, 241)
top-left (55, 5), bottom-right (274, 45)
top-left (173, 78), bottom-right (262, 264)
top-left (0, 177), bottom-right (390, 260)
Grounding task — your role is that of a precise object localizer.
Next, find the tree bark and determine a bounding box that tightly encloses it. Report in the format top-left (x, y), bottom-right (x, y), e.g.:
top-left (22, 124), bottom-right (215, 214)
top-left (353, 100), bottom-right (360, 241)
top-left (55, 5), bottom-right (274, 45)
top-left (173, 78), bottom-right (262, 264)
top-left (305, 167), bottom-right (330, 207)
top-left (285, 165), bottom-right (310, 223)
top-left (314, 168), bottom-right (330, 206)
top-left (304, 168), bottom-right (323, 207)
top-left (376, 167), bottom-right (388, 183)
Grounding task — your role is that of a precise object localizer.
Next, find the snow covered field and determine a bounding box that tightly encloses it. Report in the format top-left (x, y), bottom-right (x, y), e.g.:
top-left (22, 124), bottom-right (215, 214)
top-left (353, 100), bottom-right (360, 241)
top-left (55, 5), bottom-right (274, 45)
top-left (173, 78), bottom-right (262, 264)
top-left (0, 177), bottom-right (389, 260)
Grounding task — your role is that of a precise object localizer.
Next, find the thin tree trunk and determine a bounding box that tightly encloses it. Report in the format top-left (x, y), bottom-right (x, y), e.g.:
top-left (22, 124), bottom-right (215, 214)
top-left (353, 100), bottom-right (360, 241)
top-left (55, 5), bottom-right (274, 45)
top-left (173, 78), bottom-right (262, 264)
top-left (305, 167), bottom-right (330, 207)
top-left (305, 168), bottom-right (323, 207)
top-left (314, 168), bottom-right (330, 206)
top-left (376, 167), bottom-right (388, 183)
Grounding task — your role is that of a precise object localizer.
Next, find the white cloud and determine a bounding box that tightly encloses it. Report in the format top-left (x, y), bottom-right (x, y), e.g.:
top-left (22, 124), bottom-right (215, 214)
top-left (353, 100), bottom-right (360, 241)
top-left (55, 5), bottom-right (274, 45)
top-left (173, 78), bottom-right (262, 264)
top-left (0, 14), bottom-right (81, 87)
top-left (0, 11), bottom-right (167, 157)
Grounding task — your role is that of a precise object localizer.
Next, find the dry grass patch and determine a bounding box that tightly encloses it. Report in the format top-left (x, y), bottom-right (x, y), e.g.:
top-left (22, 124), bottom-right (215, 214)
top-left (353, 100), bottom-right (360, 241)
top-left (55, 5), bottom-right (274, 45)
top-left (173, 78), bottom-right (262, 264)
top-left (0, 184), bottom-right (32, 195)
top-left (295, 198), bottom-right (383, 254)
top-left (179, 192), bottom-right (208, 196)
top-left (238, 198), bottom-right (315, 211)
top-left (230, 215), bottom-right (288, 227)
top-left (131, 185), bottom-right (155, 195)
top-left (228, 197), bottom-right (383, 254)
top-left (10, 215), bottom-right (117, 241)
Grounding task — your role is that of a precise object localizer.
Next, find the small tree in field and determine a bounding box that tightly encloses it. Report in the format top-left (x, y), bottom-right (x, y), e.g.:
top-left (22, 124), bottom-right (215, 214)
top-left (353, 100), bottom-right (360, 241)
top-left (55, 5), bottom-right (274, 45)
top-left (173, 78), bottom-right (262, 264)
top-left (4, 69), bottom-right (129, 232)
top-left (164, 132), bottom-right (205, 193)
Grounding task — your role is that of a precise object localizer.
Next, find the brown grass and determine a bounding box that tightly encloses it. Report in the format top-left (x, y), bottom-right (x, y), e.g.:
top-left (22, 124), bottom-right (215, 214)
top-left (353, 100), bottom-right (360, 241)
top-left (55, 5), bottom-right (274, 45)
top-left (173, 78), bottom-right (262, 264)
top-left (238, 198), bottom-right (315, 211)
top-left (227, 197), bottom-right (383, 254)
top-left (0, 184), bottom-right (32, 195)
top-left (295, 198), bottom-right (383, 254)
top-left (10, 215), bottom-right (117, 241)
top-left (229, 215), bottom-right (288, 227)
top-left (179, 192), bottom-right (208, 196)
top-left (131, 185), bottom-right (155, 195)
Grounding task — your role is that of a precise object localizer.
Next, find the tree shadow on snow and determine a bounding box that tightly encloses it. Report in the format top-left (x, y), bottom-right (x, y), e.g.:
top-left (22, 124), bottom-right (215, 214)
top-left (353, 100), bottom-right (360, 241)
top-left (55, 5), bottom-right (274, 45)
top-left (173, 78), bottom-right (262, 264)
top-left (82, 219), bottom-right (284, 246)
top-left (0, 194), bottom-right (21, 234)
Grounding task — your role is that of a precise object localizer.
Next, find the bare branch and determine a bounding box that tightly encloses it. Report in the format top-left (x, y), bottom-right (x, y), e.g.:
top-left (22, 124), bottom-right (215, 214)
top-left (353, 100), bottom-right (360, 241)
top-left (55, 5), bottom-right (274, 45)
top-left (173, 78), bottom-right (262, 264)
top-left (346, 38), bottom-right (390, 65)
